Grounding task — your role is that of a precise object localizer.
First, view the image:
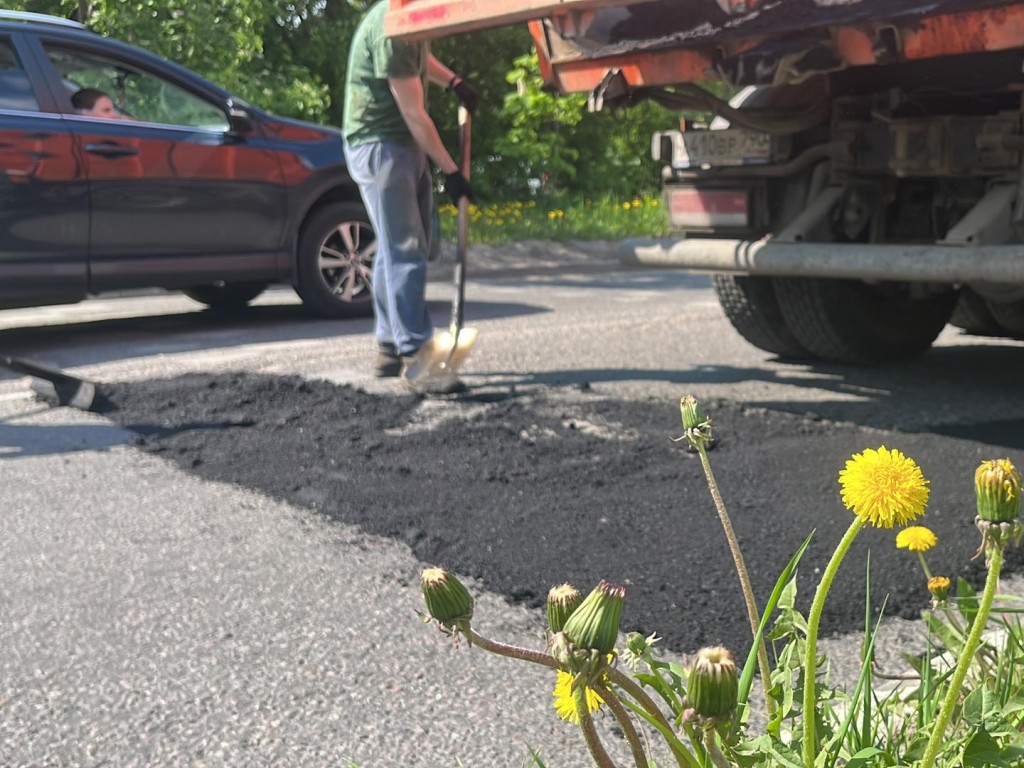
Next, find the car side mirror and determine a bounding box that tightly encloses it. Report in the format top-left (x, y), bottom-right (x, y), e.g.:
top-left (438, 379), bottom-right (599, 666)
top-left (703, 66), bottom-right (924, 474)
top-left (226, 101), bottom-right (255, 136)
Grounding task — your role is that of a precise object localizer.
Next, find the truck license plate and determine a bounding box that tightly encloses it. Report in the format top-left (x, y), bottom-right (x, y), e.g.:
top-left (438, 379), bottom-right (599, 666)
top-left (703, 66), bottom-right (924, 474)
top-left (677, 129), bottom-right (772, 167)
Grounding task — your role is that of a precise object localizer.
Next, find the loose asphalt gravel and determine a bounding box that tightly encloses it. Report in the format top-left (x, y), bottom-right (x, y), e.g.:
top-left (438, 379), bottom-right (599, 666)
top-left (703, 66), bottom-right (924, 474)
top-left (97, 372), bottom-right (1019, 657)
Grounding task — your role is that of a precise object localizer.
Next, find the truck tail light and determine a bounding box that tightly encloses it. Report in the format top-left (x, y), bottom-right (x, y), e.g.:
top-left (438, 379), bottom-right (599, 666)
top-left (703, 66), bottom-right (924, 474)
top-left (666, 188), bottom-right (750, 229)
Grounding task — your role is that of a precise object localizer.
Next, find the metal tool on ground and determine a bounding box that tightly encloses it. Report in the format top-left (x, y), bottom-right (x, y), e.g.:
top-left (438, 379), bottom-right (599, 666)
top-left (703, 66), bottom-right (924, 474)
top-left (1, 355), bottom-right (105, 412)
top-left (410, 104), bottom-right (478, 379)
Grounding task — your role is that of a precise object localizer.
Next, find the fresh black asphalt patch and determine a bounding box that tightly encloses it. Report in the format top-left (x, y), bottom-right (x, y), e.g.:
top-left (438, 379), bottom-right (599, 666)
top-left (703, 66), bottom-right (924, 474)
top-left (101, 373), bottom-right (1022, 659)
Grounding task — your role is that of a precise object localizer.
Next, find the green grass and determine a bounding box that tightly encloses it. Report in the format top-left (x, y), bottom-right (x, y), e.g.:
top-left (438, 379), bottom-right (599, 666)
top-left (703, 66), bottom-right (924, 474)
top-left (437, 194), bottom-right (669, 244)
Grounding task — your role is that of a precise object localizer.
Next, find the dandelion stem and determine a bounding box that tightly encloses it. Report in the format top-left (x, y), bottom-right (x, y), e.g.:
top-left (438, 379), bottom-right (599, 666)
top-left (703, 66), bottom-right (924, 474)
top-left (920, 545), bottom-right (1004, 768)
top-left (703, 730), bottom-right (734, 768)
top-left (916, 551), bottom-right (933, 581)
top-left (606, 667), bottom-right (672, 732)
top-left (696, 443), bottom-right (775, 719)
top-left (802, 516), bottom-right (865, 768)
top-left (593, 681), bottom-right (650, 768)
top-left (465, 629), bottom-right (558, 670)
top-left (576, 684), bottom-right (617, 768)
top-left (940, 606), bottom-right (965, 636)
top-left (607, 667), bottom-right (697, 768)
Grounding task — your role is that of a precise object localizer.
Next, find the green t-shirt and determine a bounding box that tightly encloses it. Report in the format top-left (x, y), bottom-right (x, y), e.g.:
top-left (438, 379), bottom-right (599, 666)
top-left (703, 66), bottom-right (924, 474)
top-left (342, 0), bottom-right (429, 148)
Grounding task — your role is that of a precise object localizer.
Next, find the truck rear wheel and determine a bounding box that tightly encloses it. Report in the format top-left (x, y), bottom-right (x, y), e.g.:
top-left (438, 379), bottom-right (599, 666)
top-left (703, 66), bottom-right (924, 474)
top-left (713, 274), bottom-right (810, 358)
top-left (773, 277), bottom-right (957, 364)
top-left (950, 287), bottom-right (1005, 337)
top-left (985, 297), bottom-right (1024, 338)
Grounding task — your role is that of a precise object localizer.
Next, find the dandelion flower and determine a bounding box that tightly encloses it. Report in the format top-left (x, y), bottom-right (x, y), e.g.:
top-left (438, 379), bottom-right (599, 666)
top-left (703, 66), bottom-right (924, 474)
top-left (896, 526), bottom-right (937, 552)
top-left (839, 446), bottom-right (929, 528)
top-left (553, 670), bottom-right (603, 724)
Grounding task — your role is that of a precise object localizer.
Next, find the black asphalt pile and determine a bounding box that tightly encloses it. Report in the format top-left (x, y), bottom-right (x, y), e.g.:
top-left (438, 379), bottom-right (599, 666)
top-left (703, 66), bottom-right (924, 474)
top-left (102, 373), bottom-right (1016, 658)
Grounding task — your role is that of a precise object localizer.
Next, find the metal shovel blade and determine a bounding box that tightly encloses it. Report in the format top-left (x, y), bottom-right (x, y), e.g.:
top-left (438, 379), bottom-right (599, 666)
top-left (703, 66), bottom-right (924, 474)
top-left (401, 327), bottom-right (479, 381)
top-left (1, 355), bottom-right (101, 412)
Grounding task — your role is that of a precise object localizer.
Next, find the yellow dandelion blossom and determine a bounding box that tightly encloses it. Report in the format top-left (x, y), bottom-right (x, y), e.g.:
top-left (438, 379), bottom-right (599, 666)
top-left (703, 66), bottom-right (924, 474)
top-left (553, 671), bottom-right (603, 724)
top-left (896, 526), bottom-right (937, 552)
top-left (622, 202), bottom-right (632, 210)
top-left (548, 210), bottom-right (558, 220)
top-left (928, 576), bottom-right (951, 600)
top-left (839, 446), bottom-right (929, 528)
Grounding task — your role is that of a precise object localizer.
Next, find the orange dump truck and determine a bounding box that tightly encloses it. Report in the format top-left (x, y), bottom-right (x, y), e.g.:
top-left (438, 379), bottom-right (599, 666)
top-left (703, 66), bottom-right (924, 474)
top-left (386, 1), bottom-right (1024, 364)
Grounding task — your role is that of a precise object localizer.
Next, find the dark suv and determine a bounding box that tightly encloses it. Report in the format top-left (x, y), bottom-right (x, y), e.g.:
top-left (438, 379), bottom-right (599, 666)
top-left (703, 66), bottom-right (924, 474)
top-left (0, 10), bottom-right (375, 317)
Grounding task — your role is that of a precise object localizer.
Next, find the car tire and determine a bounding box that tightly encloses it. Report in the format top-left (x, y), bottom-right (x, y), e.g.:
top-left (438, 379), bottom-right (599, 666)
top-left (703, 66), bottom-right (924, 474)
top-left (773, 277), bottom-right (957, 364)
top-left (295, 201), bottom-right (376, 318)
top-left (183, 281), bottom-right (268, 312)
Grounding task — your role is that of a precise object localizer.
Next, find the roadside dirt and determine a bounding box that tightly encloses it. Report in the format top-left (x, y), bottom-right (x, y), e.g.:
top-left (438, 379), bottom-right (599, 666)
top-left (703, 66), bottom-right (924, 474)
top-left (100, 372), bottom-right (1015, 660)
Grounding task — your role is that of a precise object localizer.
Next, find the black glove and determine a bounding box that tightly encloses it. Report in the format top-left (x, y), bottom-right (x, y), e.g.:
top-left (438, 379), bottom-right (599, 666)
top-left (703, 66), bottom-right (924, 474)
top-left (444, 171), bottom-right (473, 205)
top-left (449, 77), bottom-right (479, 114)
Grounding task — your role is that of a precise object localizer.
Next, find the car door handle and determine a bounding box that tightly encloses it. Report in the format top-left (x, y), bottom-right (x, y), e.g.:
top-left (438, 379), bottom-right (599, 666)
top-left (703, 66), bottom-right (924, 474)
top-left (85, 142), bottom-right (139, 158)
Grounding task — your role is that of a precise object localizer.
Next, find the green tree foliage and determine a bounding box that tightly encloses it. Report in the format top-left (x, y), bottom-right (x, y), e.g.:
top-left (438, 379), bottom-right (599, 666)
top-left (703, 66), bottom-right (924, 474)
top-left (10, 1), bottom-right (679, 200)
top-left (429, 26), bottom-right (542, 198)
top-left (572, 100), bottom-right (678, 200)
top-left (492, 51), bottom-right (586, 197)
top-left (10, 0), bottom-right (332, 119)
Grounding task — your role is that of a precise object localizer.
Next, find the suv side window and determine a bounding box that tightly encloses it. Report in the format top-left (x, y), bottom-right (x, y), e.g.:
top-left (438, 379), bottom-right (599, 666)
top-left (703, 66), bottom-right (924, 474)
top-left (42, 44), bottom-right (229, 131)
top-left (0, 38), bottom-right (40, 111)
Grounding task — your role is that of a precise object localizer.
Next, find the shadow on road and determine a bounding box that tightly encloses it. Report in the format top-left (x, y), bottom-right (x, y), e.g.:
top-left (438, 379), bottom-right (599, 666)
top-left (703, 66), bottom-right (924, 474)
top-left (467, 342), bottom-right (1024, 448)
top-left (0, 420), bottom-right (132, 457)
top-left (0, 296), bottom-right (546, 372)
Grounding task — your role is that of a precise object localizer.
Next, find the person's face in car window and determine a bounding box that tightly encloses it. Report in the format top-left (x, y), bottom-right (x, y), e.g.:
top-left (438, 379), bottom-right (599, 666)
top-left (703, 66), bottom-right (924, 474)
top-left (85, 95), bottom-right (118, 119)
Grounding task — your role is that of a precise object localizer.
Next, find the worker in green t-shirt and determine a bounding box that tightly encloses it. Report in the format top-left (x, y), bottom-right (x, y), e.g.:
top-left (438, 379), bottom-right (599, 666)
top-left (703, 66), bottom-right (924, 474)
top-left (343, 0), bottom-right (478, 395)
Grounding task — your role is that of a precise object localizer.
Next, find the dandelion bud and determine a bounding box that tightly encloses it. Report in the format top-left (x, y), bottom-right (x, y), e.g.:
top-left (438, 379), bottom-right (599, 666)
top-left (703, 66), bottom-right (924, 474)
top-left (975, 459), bottom-right (1022, 524)
top-left (623, 631), bottom-right (661, 672)
top-left (680, 395), bottom-right (707, 431)
top-left (928, 576), bottom-right (951, 602)
top-left (562, 580), bottom-right (625, 656)
top-left (679, 395), bottom-right (713, 450)
top-left (547, 583), bottom-right (582, 634)
top-left (687, 646), bottom-right (738, 720)
top-left (420, 567), bottom-right (473, 630)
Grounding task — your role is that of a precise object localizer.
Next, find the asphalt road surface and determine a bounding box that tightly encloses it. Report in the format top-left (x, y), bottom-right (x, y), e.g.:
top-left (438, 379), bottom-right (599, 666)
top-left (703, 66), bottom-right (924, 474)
top-left (2, 241), bottom-right (1024, 767)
